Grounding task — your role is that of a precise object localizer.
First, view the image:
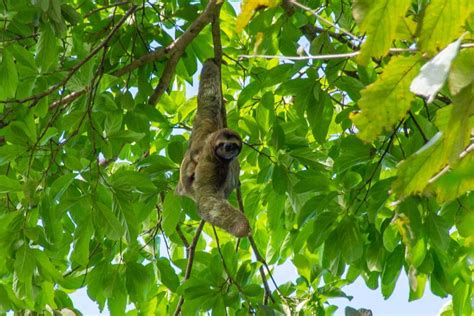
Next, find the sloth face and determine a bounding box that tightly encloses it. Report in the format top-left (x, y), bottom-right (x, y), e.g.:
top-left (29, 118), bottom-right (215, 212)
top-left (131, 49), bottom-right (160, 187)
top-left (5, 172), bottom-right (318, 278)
top-left (215, 140), bottom-right (241, 161)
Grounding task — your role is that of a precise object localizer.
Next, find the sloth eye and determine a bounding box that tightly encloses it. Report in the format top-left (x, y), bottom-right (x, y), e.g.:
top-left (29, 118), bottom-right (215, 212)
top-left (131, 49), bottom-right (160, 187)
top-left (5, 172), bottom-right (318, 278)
top-left (223, 143), bottom-right (238, 152)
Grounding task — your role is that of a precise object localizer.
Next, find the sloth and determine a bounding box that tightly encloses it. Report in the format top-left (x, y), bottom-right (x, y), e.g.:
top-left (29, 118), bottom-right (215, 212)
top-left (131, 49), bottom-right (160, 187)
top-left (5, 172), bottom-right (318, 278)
top-left (177, 59), bottom-right (250, 237)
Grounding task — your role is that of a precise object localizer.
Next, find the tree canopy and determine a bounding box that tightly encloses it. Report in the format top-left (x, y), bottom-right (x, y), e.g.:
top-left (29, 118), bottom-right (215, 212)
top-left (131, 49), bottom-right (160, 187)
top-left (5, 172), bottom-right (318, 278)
top-left (0, 0), bottom-right (473, 315)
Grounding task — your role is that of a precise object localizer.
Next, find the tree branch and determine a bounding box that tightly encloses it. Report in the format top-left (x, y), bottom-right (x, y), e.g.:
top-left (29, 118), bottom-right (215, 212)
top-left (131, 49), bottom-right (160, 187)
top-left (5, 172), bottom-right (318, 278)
top-left (173, 220), bottom-right (205, 316)
top-left (30, 0), bottom-right (219, 113)
top-left (148, 0), bottom-right (219, 105)
top-left (0, 5), bottom-right (138, 106)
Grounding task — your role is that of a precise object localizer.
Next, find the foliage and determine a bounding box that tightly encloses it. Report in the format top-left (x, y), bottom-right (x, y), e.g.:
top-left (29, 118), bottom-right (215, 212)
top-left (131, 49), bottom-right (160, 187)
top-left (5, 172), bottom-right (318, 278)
top-left (0, 0), bottom-right (473, 315)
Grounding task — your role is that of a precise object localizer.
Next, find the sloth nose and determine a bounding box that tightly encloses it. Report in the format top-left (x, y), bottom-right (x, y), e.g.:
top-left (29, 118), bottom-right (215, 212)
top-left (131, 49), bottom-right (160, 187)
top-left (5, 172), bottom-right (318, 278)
top-left (224, 143), bottom-right (236, 152)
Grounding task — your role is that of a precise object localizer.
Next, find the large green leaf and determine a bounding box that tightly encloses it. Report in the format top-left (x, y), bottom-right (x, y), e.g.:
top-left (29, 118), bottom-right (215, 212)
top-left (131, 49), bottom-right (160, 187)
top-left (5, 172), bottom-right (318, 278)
top-left (36, 23), bottom-right (58, 72)
top-left (162, 191), bottom-right (182, 236)
top-left (0, 176), bottom-right (22, 193)
top-left (351, 56), bottom-right (421, 142)
top-left (0, 50), bottom-right (18, 99)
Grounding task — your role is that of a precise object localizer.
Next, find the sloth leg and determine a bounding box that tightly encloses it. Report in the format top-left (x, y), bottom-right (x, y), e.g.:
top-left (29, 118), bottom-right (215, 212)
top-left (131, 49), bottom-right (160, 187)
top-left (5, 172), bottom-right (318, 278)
top-left (197, 195), bottom-right (250, 237)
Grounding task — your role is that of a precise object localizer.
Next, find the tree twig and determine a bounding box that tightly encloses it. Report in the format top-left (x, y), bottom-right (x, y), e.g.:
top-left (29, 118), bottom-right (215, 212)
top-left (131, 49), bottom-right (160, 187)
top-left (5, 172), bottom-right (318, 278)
top-left (148, 0), bottom-right (219, 105)
top-left (84, 1), bottom-right (129, 19)
top-left (287, 0), bottom-right (358, 41)
top-left (408, 111), bottom-right (429, 143)
top-left (212, 226), bottom-right (246, 294)
top-left (239, 45), bottom-right (474, 61)
top-left (173, 220), bottom-right (205, 316)
top-left (236, 187), bottom-right (277, 304)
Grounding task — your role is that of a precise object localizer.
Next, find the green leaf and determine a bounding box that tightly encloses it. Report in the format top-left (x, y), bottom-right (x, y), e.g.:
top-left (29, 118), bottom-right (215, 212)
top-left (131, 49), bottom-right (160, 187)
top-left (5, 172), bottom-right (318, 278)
top-left (34, 249), bottom-right (62, 282)
top-left (381, 246), bottom-right (404, 298)
top-left (36, 23), bottom-right (58, 72)
top-left (95, 202), bottom-right (125, 241)
top-left (308, 211), bottom-right (339, 251)
top-left (106, 270), bottom-right (127, 315)
top-left (443, 84), bottom-right (474, 164)
top-left (136, 155), bottom-right (177, 173)
top-left (110, 170), bottom-right (157, 193)
top-left (71, 217), bottom-right (94, 266)
top-left (382, 222), bottom-right (400, 252)
top-left (418, 0), bottom-right (471, 55)
top-left (355, 0), bottom-right (411, 65)
top-left (0, 175), bottom-right (22, 193)
top-left (272, 164), bottom-right (288, 195)
top-left (351, 56), bottom-right (421, 142)
top-left (108, 130), bottom-right (145, 143)
top-left (10, 44), bottom-right (37, 72)
top-left (0, 145), bottom-right (26, 166)
top-left (242, 284), bottom-right (263, 297)
top-left (222, 242), bottom-right (238, 278)
top-left (49, 173), bottom-right (75, 201)
top-left (452, 280), bottom-right (471, 316)
top-left (61, 4), bottom-right (81, 25)
top-left (449, 49), bottom-right (474, 95)
top-left (406, 238), bottom-right (426, 269)
top-left (426, 213), bottom-right (450, 251)
top-left (14, 244), bottom-right (34, 282)
top-left (162, 191), bottom-right (182, 236)
top-left (340, 217), bottom-right (363, 263)
top-left (126, 263), bottom-right (153, 303)
top-left (335, 136), bottom-right (373, 173)
top-left (105, 111), bottom-right (123, 136)
top-left (428, 151), bottom-right (474, 203)
top-left (0, 50), bottom-right (19, 99)
top-left (307, 91), bottom-right (333, 144)
top-left (156, 258), bottom-right (180, 292)
top-left (455, 205), bottom-right (474, 238)
top-left (408, 269), bottom-right (427, 301)
top-left (392, 133), bottom-right (447, 198)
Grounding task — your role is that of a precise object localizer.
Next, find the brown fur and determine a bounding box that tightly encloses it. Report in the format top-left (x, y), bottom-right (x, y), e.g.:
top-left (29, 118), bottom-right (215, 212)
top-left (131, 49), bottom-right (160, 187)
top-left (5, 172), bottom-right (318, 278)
top-left (177, 60), bottom-right (250, 237)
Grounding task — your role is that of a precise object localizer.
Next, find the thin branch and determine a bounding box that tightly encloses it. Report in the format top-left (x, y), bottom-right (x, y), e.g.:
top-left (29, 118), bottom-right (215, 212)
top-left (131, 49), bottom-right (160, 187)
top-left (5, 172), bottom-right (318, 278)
top-left (49, 87), bottom-right (89, 110)
top-left (173, 220), bottom-right (205, 316)
top-left (240, 51), bottom-right (358, 61)
top-left (148, 0), bottom-right (219, 105)
top-left (239, 45), bottom-right (474, 61)
top-left (176, 225), bottom-right (190, 251)
top-left (148, 52), bottom-right (180, 105)
top-left (84, 1), bottom-right (129, 19)
top-left (212, 226), bottom-right (246, 294)
top-left (236, 187), bottom-right (276, 304)
top-left (428, 143), bottom-right (474, 184)
top-left (408, 111), bottom-right (429, 143)
top-left (244, 142), bottom-right (276, 164)
top-left (287, 0), bottom-right (358, 40)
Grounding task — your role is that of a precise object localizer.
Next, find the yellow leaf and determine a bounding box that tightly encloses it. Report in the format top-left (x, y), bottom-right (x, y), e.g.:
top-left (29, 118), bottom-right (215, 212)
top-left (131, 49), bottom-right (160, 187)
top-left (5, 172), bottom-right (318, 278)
top-left (356, 0), bottom-right (411, 65)
top-left (351, 55), bottom-right (421, 142)
top-left (236, 0), bottom-right (280, 33)
top-left (418, 0), bottom-right (472, 55)
top-left (427, 151), bottom-right (474, 203)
